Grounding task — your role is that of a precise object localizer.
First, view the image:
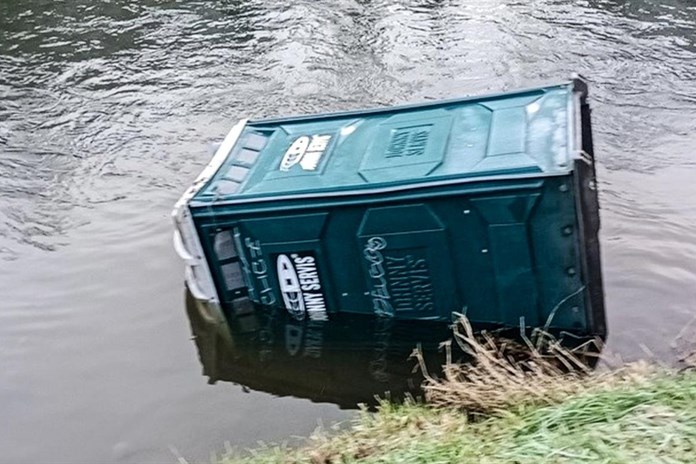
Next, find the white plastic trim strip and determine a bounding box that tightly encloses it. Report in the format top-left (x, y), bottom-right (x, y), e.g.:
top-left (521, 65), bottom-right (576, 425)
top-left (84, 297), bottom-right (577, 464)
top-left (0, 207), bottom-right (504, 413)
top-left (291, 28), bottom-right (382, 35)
top-left (185, 266), bottom-right (209, 301)
top-left (172, 118), bottom-right (248, 216)
top-left (174, 209), bottom-right (218, 302)
top-left (173, 229), bottom-right (196, 264)
top-left (172, 119), bottom-right (248, 303)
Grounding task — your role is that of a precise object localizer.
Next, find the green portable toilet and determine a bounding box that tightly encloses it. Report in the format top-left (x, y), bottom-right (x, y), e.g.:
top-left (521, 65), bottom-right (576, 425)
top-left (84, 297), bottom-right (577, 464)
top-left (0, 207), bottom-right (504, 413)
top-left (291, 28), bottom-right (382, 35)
top-left (173, 77), bottom-right (605, 338)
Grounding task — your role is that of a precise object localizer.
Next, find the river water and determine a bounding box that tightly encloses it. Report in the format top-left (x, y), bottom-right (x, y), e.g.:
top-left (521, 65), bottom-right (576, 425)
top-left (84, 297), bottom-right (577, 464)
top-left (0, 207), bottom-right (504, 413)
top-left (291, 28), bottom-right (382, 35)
top-left (1, 0), bottom-right (695, 462)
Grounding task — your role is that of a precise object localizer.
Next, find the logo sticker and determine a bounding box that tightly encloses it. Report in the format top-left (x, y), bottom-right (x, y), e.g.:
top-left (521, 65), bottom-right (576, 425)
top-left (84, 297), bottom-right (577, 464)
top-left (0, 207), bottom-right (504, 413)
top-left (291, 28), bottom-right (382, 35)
top-left (276, 252), bottom-right (328, 321)
top-left (280, 134), bottom-right (332, 172)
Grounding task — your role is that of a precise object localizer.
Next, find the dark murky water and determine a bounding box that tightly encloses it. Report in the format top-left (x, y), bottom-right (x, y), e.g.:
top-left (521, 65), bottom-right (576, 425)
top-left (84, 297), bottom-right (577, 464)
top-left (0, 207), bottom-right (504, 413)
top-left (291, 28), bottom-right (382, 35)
top-left (1, 0), bottom-right (695, 462)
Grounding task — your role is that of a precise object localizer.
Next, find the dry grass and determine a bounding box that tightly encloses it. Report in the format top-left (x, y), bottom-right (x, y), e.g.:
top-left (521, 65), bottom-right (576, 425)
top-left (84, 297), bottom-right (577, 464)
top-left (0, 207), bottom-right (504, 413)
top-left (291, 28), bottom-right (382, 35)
top-left (422, 315), bottom-right (657, 415)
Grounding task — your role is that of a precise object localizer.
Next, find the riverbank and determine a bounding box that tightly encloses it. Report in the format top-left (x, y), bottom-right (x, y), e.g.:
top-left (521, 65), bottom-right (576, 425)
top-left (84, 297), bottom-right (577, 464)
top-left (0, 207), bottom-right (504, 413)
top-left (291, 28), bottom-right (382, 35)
top-left (221, 320), bottom-right (696, 464)
top-left (224, 368), bottom-right (696, 463)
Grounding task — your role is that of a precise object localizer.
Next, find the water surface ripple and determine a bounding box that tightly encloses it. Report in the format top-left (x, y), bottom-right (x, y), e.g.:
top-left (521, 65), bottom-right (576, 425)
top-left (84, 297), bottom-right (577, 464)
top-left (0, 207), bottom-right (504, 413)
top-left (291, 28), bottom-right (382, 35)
top-left (1, 0), bottom-right (695, 462)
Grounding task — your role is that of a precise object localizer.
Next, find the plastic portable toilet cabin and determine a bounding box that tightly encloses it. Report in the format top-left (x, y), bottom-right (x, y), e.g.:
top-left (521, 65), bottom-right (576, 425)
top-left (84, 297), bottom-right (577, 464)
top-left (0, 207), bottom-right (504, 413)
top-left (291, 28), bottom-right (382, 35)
top-left (173, 77), bottom-right (605, 339)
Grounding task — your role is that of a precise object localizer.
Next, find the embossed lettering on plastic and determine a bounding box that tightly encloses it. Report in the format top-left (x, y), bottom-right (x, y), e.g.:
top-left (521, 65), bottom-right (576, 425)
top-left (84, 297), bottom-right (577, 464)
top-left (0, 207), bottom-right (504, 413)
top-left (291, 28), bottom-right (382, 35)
top-left (280, 134), bottom-right (332, 171)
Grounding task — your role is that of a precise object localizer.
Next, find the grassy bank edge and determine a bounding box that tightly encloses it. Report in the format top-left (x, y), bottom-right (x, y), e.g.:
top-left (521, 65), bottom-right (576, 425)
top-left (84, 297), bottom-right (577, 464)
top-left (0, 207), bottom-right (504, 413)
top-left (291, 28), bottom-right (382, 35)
top-left (215, 318), bottom-right (696, 464)
top-left (218, 367), bottom-right (696, 464)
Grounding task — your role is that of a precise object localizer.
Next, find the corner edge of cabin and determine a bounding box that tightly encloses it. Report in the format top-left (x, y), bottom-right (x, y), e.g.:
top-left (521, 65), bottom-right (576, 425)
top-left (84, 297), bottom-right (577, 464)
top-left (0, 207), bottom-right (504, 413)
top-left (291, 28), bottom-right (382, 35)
top-left (171, 118), bottom-right (248, 306)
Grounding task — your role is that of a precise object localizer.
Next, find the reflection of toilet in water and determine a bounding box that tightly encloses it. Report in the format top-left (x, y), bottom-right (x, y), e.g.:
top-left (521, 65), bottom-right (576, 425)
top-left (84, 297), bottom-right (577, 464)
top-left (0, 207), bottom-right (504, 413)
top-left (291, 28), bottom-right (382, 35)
top-left (285, 324), bottom-right (303, 356)
top-left (285, 322), bottom-right (323, 358)
top-left (184, 291), bottom-right (455, 408)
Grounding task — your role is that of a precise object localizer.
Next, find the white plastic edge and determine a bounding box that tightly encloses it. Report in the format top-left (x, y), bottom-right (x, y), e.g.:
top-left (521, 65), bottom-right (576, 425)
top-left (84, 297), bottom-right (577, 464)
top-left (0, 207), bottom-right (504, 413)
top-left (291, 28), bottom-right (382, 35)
top-left (569, 75), bottom-right (588, 164)
top-left (171, 118), bottom-right (248, 304)
top-left (173, 229), bottom-right (196, 264)
top-left (172, 118), bottom-right (248, 215)
top-left (185, 266), bottom-right (209, 300)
